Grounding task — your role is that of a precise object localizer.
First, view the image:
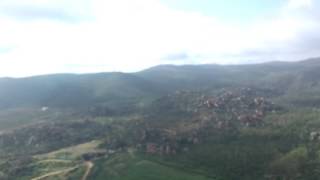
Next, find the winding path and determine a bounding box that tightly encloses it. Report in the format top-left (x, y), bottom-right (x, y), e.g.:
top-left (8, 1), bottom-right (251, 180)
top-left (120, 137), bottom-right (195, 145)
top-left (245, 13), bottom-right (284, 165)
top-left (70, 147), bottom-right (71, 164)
top-left (81, 161), bottom-right (94, 180)
top-left (31, 167), bottom-right (78, 180)
top-left (31, 160), bottom-right (94, 180)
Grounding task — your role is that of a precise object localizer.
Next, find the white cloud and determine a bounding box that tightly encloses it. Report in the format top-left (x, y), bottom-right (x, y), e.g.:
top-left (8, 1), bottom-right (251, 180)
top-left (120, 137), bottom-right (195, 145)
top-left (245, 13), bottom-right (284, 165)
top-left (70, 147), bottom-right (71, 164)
top-left (0, 0), bottom-right (319, 77)
top-left (287, 0), bottom-right (313, 10)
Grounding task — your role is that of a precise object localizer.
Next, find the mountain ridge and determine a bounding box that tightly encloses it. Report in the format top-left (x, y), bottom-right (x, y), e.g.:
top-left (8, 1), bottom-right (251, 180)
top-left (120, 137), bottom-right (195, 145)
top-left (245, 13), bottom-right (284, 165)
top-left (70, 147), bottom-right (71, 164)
top-left (1, 58), bottom-right (320, 111)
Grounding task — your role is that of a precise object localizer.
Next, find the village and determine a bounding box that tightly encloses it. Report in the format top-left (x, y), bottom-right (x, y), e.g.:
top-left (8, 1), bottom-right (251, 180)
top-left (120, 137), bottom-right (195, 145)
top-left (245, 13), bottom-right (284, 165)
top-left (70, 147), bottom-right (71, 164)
top-left (116, 88), bottom-right (284, 155)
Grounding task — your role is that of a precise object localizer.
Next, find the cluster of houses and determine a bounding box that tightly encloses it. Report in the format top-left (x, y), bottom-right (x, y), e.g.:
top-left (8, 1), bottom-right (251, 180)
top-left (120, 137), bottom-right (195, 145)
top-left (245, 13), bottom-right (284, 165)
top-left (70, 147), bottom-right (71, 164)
top-left (138, 88), bottom-right (281, 155)
top-left (200, 88), bottom-right (280, 128)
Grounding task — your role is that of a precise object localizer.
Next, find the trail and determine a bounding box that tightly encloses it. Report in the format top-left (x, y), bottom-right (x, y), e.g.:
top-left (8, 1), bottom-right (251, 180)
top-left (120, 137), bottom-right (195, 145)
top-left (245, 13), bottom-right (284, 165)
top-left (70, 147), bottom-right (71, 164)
top-left (31, 160), bottom-right (93, 180)
top-left (31, 166), bottom-right (77, 180)
top-left (81, 161), bottom-right (94, 180)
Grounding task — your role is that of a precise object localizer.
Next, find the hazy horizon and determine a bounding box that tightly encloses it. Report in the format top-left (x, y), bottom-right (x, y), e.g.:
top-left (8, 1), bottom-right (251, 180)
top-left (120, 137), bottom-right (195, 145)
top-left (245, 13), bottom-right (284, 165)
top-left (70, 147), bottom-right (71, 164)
top-left (0, 57), bottom-right (317, 79)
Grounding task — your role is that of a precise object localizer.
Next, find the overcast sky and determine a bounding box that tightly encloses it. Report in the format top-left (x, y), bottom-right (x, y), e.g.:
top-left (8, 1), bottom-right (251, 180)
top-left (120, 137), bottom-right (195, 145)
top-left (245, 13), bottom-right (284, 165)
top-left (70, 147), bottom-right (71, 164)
top-left (0, 0), bottom-right (319, 77)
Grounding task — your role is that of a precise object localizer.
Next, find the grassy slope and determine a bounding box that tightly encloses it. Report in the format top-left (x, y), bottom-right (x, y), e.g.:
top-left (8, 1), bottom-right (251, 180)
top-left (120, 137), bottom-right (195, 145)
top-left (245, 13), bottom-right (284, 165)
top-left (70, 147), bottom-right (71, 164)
top-left (9, 140), bottom-right (217, 180)
top-left (89, 152), bottom-right (217, 180)
top-left (8, 141), bottom-right (102, 180)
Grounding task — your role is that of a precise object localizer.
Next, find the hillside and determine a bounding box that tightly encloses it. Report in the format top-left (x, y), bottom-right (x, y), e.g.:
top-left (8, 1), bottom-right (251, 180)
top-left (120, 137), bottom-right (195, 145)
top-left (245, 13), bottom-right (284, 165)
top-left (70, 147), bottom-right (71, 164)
top-left (1, 58), bottom-right (320, 179)
top-left (2, 58), bottom-right (320, 110)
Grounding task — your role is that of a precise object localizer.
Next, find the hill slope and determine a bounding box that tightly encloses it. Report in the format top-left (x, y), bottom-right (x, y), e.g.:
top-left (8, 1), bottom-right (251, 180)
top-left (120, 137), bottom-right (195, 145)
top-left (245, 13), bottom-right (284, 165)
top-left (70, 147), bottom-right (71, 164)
top-left (1, 58), bottom-right (320, 180)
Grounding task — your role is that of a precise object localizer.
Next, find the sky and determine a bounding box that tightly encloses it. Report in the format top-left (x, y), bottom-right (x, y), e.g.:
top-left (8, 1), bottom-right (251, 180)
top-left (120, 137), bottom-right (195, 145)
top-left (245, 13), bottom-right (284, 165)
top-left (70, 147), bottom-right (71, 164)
top-left (0, 0), bottom-right (319, 77)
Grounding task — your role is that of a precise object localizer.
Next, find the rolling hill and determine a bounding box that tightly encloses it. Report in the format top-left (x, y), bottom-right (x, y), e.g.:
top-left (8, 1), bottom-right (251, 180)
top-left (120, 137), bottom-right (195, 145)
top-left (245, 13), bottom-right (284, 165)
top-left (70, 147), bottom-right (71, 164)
top-left (1, 58), bottom-right (320, 180)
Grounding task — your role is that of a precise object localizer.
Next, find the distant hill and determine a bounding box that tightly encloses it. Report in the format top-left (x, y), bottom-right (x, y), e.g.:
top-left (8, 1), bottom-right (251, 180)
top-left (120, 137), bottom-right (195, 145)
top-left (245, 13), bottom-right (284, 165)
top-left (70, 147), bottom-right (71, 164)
top-left (1, 58), bottom-right (320, 110)
top-left (0, 73), bottom-right (160, 110)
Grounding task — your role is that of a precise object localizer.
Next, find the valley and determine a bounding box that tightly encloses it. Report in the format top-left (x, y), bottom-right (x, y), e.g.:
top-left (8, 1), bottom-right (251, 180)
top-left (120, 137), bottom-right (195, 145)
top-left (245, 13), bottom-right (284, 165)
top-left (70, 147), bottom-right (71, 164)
top-left (1, 59), bottom-right (320, 179)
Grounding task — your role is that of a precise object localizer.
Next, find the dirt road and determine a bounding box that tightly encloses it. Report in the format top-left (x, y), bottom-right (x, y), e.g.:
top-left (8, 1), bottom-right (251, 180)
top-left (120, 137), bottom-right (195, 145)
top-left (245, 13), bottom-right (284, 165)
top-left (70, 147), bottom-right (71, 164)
top-left (31, 167), bottom-right (77, 180)
top-left (81, 161), bottom-right (94, 180)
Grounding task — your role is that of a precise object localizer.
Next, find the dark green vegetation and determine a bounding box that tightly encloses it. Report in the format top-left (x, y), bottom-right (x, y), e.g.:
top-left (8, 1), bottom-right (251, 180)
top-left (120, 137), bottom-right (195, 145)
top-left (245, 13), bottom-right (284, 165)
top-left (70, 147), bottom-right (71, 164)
top-left (1, 58), bottom-right (320, 179)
